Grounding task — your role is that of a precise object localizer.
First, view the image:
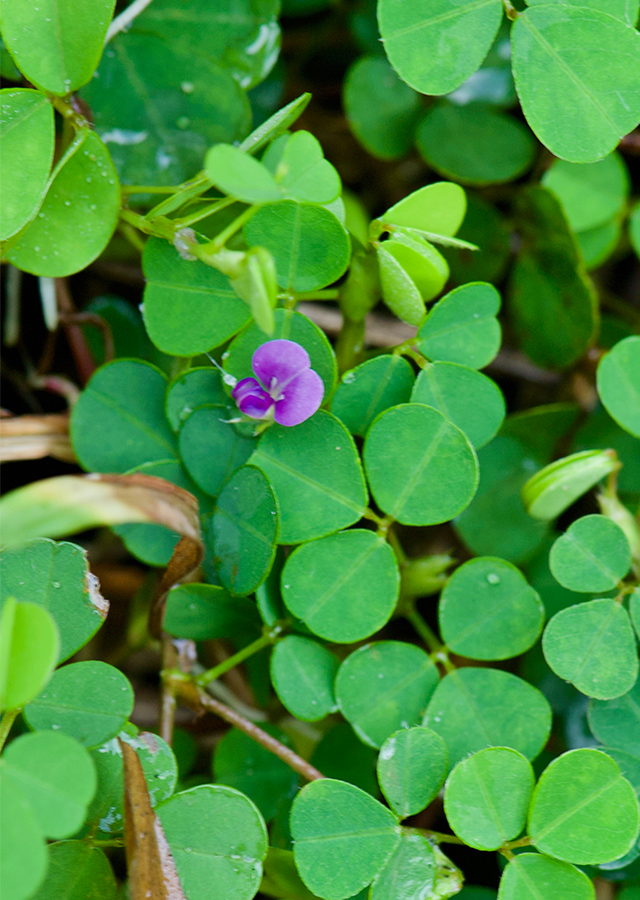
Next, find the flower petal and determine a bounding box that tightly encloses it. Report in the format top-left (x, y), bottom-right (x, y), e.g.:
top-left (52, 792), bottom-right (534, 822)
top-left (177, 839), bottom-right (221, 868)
top-left (273, 368), bottom-right (324, 426)
top-left (232, 377), bottom-right (273, 419)
top-left (252, 339), bottom-right (311, 393)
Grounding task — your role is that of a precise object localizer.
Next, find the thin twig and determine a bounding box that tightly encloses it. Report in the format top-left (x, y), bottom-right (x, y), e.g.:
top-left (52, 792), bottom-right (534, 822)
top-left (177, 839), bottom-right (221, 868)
top-left (104, 0), bottom-right (155, 44)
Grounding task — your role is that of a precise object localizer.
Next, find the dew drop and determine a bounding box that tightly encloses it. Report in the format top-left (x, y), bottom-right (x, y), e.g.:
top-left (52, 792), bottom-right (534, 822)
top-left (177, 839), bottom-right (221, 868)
top-left (487, 573), bottom-right (500, 584)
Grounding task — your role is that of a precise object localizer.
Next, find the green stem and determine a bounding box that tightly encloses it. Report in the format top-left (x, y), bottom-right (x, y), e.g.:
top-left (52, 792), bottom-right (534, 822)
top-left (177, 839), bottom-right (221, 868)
top-left (120, 208), bottom-right (175, 241)
top-left (405, 606), bottom-right (442, 655)
top-left (0, 709), bottom-right (20, 751)
top-left (502, 0), bottom-right (519, 19)
top-left (48, 95), bottom-right (89, 131)
top-left (121, 185), bottom-right (181, 195)
top-left (172, 196), bottom-right (236, 229)
top-left (207, 204), bottom-right (258, 249)
top-left (295, 289), bottom-right (340, 301)
top-left (196, 631), bottom-right (278, 688)
top-left (406, 827), bottom-right (465, 845)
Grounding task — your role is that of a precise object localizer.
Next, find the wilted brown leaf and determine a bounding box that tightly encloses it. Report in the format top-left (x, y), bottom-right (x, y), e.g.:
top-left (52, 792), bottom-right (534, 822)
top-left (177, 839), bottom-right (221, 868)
top-left (0, 413), bottom-right (75, 463)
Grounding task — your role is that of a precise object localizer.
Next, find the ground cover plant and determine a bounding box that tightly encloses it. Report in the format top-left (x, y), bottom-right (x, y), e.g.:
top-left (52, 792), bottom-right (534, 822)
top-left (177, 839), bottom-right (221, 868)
top-left (1, 0), bottom-right (640, 898)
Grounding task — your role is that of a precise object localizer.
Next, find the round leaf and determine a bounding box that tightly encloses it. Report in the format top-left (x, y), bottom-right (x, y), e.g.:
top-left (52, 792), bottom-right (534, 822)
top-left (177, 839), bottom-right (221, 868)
top-left (0, 599), bottom-right (59, 711)
top-left (549, 514), bottom-right (632, 593)
top-left (380, 182), bottom-right (467, 239)
top-left (270, 635), bottom-right (339, 722)
top-left (157, 785), bottom-right (268, 900)
top-left (364, 403), bottom-right (478, 526)
top-left (498, 853), bottom-right (595, 900)
top-left (377, 726), bottom-right (448, 818)
top-left (411, 363), bottom-right (505, 449)
top-left (331, 355), bottom-right (415, 437)
top-left (438, 557), bottom-right (544, 660)
top-left (417, 281), bottom-right (501, 370)
top-left (588, 678), bottom-right (640, 756)
top-left (336, 641), bottom-right (439, 748)
top-left (290, 779), bottom-right (400, 900)
top-left (444, 748), bottom-right (534, 850)
top-left (423, 667), bottom-right (552, 768)
top-left (165, 367), bottom-right (226, 432)
top-left (281, 529), bottom-right (399, 642)
top-left (164, 583), bottom-right (259, 641)
top-left (522, 450), bottom-right (618, 521)
top-left (369, 832), bottom-right (435, 900)
top-left (416, 104), bottom-right (536, 186)
top-left (7, 130), bottom-right (120, 277)
top-left (263, 130), bottom-right (341, 204)
top-left (24, 660), bottom-right (134, 749)
top-left (179, 407), bottom-right (256, 498)
top-left (205, 143), bottom-right (280, 203)
top-left (542, 152), bottom-right (629, 232)
top-left (577, 217), bottom-right (621, 270)
top-left (528, 748), bottom-right (640, 864)
top-left (0, 89), bottom-right (54, 241)
top-left (543, 599), bottom-right (638, 700)
top-left (597, 336), bottom-right (640, 438)
top-left (0, 776), bottom-right (47, 900)
top-left (250, 410), bottom-right (367, 544)
top-left (29, 842), bottom-right (117, 900)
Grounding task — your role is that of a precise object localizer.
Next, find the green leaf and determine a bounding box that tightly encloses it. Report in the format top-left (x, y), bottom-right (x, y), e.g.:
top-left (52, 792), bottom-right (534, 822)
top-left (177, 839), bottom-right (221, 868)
top-left (0, 89), bottom-right (54, 241)
top-left (511, 6), bottom-right (640, 162)
top-left (81, 33), bottom-right (250, 187)
top-left (336, 641), bottom-right (439, 748)
top-left (542, 152), bottom-right (629, 233)
top-left (498, 853), bottom-right (595, 900)
top-left (270, 635), bottom-right (339, 721)
top-left (165, 367), bottom-right (226, 432)
top-left (378, 0), bottom-right (503, 95)
top-left (263, 130), bottom-right (341, 204)
top-left (363, 403), bottom-right (478, 526)
top-left (24, 660), bottom-right (134, 749)
top-left (157, 785), bottom-right (268, 900)
top-left (261, 847), bottom-right (319, 900)
top-left (211, 465), bottom-right (278, 595)
top-left (378, 233), bottom-right (450, 323)
top-left (0, 776), bottom-right (48, 900)
top-left (0, 0), bottom-right (116, 94)
top-left (250, 411), bottom-right (367, 544)
top-left (244, 201), bottom-right (351, 292)
top-left (416, 104), bottom-right (536, 186)
top-left (528, 748), bottom-right (640, 864)
top-left (597, 336), bottom-right (640, 438)
top-left (509, 187), bottom-right (597, 369)
top-left (377, 726), bottom-right (448, 818)
top-left (417, 281), bottom-right (501, 370)
top-left (542, 599), bottom-right (638, 700)
top-left (331, 355), bottom-right (415, 437)
top-left (84, 727), bottom-right (178, 834)
top-left (179, 407), bottom-right (256, 497)
top-left (577, 217), bottom-right (621, 270)
top-left (444, 748), bottom-right (534, 850)
top-left (229, 245), bottom-right (278, 335)
top-left (206, 144), bottom-right (281, 203)
top-left (423, 667), bottom-right (552, 768)
top-left (588, 678), bottom-right (640, 755)
top-left (239, 93), bottom-right (311, 155)
top-left (439, 557), bottom-right (544, 661)
top-left (29, 842), bottom-right (117, 900)
top-left (411, 363), bottom-right (505, 449)
top-left (0, 539), bottom-right (107, 663)
top-left (142, 238), bottom-right (251, 357)
top-left (311, 722), bottom-right (378, 796)
top-left (527, 0), bottom-right (637, 24)
top-left (549, 515), bottom-right (632, 593)
top-left (0, 731), bottom-right (96, 839)
top-left (213, 726), bottom-right (298, 822)
top-left (82, 295), bottom-right (161, 366)
top-left (164, 583), bottom-right (259, 640)
top-left (522, 449), bottom-right (619, 521)
top-left (503, 403), bottom-right (582, 464)
top-left (379, 182), bottom-right (467, 239)
top-left (7, 130), bottom-right (120, 277)
top-left (369, 832), bottom-right (435, 900)
top-left (290, 779), bottom-right (400, 900)
top-left (281, 529), bottom-right (399, 642)
top-left (0, 599), bottom-right (59, 711)
top-left (70, 360), bottom-right (176, 473)
top-left (343, 56), bottom-right (421, 160)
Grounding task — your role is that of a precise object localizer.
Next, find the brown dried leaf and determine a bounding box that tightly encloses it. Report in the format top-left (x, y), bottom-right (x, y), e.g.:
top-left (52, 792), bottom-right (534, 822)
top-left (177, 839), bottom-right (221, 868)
top-left (0, 413), bottom-right (75, 463)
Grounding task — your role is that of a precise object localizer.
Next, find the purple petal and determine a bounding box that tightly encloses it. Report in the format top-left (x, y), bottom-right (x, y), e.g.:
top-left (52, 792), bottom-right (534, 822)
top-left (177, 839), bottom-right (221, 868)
top-left (252, 339), bottom-right (311, 393)
top-left (273, 368), bottom-right (324, 426)
top-left (232, 377), bottom-right (273, 419)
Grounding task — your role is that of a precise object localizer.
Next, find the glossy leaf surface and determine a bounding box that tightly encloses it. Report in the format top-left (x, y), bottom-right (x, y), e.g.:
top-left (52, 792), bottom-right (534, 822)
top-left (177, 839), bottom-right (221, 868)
top-left (377, 726), bottom-right (448, 818)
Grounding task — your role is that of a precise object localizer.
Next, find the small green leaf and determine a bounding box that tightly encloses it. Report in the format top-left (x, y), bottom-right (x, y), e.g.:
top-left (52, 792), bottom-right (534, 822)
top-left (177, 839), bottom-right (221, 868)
top-left (331, 355), bottom-right (415, 437)
top-left (164, 583), bottom-right (259, 641)
top-left (0, 776), bottom-right (48, 900)
top-left (29, 842), bottom-right (117, 900)
top-left (597, 336), bottom-right (640, 438)
top-left (290, 779), bottom-right (400, 900)
top-left (549, 514), bottom-right (631, 593)
top-left (230, 245), bottom-right (278, 335)
top-left (528, 749), bottom-right (640, 864)
top-left (364, 403), bottom-right (478, 526)
top-left (527, 0), bottom-right (637, 24)
top-left (411, 363), bottom-right (505, 449)
top-left (376, 243), bottom-right (428, 326)
top-left (1, 731), bottom-right (96, 839)
top-left (165, 367), bottom-right (226, 432)
top-left (377, 726), bottom-right (448, 818)
top-left (369, 832), bottom-right (435, 900)
top-left (542, 599), bottom-right (638, 700)
top-left (423, 667), bottom-right (552, 767)
top-left (588, 678), bottom-right (640, 755)
top-left (263, 130), bottom-right (341, 204)
top-left (0, 599), bottom-right (59, 711)
top-left (205, 143), bottom-right (281, 203)
top-left (439, 557), bottom-right (544, 661)
top-left (380, 182), bottom-right (466, 239)
top-left (281, 529), bottom-right (399, 642)
top-left (142, 238), bottom-right (251, 357)
top-left (179, 407), bottom-right (256, 497)
top-left (270, 635), bottom-right (339, 722)
top-left (7, 130), bottom-right (120, 277)
top-left (0, 89), bottom-right (54, 241)
top-left (444, 748), bottom-right (534, 851)
top-left (1, 0), bottom-right (116, 94)
top-left (542, 152), bottom-right (629, 233)
top-left (498, 853), bottom-right (595, 900)
top-left (417, 281), bottom-right (501, 370)
top-left (522, 449), bottom-right (619, 521)
top-left (239, 93), bottom-right (311, 155)
top-left (157, 785), bottom-right (268, 900)
top-left (336, 641), bottom-right (439, 748)
top-left (24, 660), bottom-right (134, 749)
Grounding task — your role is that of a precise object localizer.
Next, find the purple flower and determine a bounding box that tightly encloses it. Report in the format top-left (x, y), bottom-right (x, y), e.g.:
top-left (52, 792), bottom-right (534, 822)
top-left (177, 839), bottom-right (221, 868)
top-left (232, 339), bottom-right (324, 427)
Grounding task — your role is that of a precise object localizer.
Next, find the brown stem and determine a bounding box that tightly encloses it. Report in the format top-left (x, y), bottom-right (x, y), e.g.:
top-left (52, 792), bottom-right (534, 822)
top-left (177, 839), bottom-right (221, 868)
top-left (55, 279), bottom-right (96, 384)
